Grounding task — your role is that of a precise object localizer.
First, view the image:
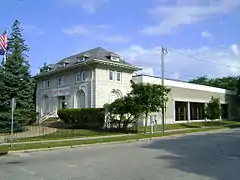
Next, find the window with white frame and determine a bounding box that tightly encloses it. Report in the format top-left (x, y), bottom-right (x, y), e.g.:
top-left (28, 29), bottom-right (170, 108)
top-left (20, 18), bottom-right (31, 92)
top-left (57, 76), bottom-right (64, 86)
top-left (116, 72), bottom-right (121, 81)
top-left (77, 56), bottom-right (85, 63)
top-left (81, 71), bottom-right (86, 81)
top-left (110, 56), bottom-right (119, 62)
top-left (75, 72), bottom-right (81, 82)
top-left (42, 80), bottom-right (50, 88)
top-left (109, 71), bottom-right (113, 80)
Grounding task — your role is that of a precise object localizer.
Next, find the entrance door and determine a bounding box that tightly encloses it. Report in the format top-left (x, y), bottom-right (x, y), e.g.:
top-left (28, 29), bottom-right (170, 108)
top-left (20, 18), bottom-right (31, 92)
top-left (221, 104), bottom-right (228, 119)
top-left (58, 96), bottom-right (66, 110)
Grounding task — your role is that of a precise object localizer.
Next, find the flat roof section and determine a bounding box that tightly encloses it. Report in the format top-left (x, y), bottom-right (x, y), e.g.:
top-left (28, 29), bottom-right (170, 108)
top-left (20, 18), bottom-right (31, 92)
top-left (132, 74), bottom-right (236, 95)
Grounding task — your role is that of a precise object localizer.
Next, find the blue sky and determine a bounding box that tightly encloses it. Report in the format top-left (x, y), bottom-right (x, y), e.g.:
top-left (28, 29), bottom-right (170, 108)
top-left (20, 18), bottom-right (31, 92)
top-left (1, 0), bottom-right (240, 80)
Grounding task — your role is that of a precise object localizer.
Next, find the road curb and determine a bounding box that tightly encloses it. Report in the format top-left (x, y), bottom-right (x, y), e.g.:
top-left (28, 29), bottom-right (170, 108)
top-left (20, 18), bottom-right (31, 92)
top-left (3, 127), bottom-right (238, 156)
top-left (6, 139), bottom-right (144, 154)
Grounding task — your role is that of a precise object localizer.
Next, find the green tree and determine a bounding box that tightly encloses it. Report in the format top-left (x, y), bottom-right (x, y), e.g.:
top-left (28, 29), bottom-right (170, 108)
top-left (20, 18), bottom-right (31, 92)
top-left (130, 80), bottom-right (170, 133)
top-left (104, 95), bottom-right (142, 131)
top-left (189, 75), bottom-right (210, 86)
top-left (189, 76), bottom-right (239, 91)
top-left (205, 96), bottom-right (221, 127)
top-left (0, 20), bottom-right (36, 132)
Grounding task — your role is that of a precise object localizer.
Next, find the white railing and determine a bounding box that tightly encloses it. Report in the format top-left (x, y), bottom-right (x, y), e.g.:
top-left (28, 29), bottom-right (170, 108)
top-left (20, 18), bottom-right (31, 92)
top-left (39, 111), bottom-right (58, 124)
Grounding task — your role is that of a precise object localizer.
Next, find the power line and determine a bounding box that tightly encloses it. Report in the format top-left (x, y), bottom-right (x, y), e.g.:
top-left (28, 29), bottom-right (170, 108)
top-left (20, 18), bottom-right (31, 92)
top-left (167, 48), bottom-right (240, 69)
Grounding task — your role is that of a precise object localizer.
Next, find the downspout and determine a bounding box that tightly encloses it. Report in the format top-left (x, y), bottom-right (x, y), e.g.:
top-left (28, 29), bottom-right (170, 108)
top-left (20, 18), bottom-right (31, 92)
top-left (84, 62), bottom-right (94, 108)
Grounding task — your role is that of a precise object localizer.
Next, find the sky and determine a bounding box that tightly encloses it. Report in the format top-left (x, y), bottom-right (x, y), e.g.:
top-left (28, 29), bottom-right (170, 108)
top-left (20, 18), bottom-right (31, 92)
top-left (1, 0), bottom-right (240, 80)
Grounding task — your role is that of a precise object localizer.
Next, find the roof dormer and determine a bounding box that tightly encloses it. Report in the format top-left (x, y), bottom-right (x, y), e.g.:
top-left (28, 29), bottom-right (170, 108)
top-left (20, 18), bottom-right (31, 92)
top-left (47, 65), bottom-right (53, 71)
top-left (62, 61), bottom-right (70, 67)
top-left (77, 53), bottom-right (90, 63)
top-left (109, 53), bottom-right (120, 62)
top-left (61, 61), bottom-right (70, 68)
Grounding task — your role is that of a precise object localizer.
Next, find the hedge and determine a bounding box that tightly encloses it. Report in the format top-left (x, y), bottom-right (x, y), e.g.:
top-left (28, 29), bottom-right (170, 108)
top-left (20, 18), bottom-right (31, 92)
top-left (57, 108), bottom-right (105, 129)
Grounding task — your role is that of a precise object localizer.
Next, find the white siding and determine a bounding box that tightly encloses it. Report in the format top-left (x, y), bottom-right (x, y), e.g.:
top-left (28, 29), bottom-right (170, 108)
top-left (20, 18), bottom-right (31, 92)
top-left (94, 68), bottom-right (132, 108)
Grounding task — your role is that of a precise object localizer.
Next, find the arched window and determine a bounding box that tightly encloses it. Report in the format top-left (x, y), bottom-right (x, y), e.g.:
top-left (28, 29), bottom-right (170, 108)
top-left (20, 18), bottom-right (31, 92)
top-left (76, 90), bottom-right (86, 108)
top-left (109, 89), bottom-right (122, 103)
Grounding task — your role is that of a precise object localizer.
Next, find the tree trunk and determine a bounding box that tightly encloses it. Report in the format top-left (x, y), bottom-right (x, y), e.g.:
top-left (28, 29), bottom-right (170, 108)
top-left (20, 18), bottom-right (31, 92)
top-left (144, 113), bottom-right (148, 134)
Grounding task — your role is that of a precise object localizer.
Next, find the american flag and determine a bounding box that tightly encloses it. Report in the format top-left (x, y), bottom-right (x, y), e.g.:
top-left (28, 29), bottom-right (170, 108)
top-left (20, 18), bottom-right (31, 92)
top-left (0, 30), bottom-right (7, 55)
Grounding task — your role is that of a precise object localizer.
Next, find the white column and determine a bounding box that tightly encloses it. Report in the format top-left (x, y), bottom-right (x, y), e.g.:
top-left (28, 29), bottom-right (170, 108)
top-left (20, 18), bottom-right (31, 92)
top-left (187, 102), bottom-right (190, 123)
top-left (173, 100), bottom-right (176, 122)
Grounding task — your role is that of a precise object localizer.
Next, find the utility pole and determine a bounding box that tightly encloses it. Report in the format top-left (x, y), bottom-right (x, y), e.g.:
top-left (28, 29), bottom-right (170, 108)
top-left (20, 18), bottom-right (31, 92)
top-left (161, 46), bottom-right (168, 135)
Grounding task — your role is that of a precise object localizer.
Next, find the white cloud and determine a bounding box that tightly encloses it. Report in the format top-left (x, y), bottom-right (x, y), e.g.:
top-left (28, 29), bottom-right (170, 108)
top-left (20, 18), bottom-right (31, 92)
top-left (61, 0), bottom-right (110, 13)
top-left (201, 31), bottom-right (213, 38)
top-left (63, 25), bottom-right (90, 35)
top-left (119, 44), bottom-right (240, 80)
top-left (141, 0), bottom-right (240, 35)
top-left (21, 24), bottom-right (44, 35)
top-left (231, 44), bottom-right (239, 56)
top-left (63, 25), bottom-right (130, 43)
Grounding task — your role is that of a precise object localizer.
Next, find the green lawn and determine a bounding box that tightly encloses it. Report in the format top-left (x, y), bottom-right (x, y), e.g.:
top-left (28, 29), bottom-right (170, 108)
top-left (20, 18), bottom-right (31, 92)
top-left (12, 128), bottom-right (124, 142)
top-left (4, 120), bottom-right (240, 143)
top-left (0, 126), bottom-right (230, 153)
top-left (137, 120), bottom-right (240, 132)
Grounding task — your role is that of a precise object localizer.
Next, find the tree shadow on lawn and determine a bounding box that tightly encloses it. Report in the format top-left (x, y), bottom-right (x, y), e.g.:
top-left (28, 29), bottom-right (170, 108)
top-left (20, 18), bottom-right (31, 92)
top-left (140, 129), bottom-right (240, 180)
top-left (178, 123), bottom-right (202, 129)
top-left (42, 120), bottom-right (136, 136)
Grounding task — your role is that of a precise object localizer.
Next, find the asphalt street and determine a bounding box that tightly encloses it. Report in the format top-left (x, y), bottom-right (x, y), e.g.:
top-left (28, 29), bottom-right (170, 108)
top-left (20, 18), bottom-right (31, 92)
top-left (1, 129), bottom-right (240, 180)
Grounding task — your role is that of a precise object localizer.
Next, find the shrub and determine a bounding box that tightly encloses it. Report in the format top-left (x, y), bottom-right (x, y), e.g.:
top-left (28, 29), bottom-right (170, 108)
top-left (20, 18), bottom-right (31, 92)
top-left (57, 108), bottom-right (105, 129)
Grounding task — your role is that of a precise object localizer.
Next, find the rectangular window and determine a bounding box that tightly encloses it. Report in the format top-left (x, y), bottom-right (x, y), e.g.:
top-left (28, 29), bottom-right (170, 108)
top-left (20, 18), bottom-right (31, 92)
top-left (116, 72), bottom-right (121, 81)
top-left (76, 72), bottom-right (81, 82)
top-left (175, 101), bottom-right (188, 121)
top-left (111, 56), bottom-right (119, 61)
top-left (77, 56), bottom-right (85, 62)
top-left (42, 80), bottom-right (50, 88)
top-left (47, 80), bottom-right (50, 87)
top-left (190, 102), bottom-right (205, 120)
top-left (57, 76), bottom-right (64, 86)
top-left (81, 71), bottom-right (86, 81)
top-left (109, 71), bottom-right (113, 80)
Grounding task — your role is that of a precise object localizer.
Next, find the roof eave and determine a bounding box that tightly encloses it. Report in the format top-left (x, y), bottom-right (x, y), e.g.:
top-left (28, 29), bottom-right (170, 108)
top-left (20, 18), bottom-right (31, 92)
top-left (34, 59), bottom-right (141, 79)
top-left (93, 59), bottom-right (142, 71)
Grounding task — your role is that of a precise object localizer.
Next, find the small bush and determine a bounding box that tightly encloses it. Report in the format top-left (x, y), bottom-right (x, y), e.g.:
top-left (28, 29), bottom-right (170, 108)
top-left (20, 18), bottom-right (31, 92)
top-left (57, 108), bottom-right (105, 129)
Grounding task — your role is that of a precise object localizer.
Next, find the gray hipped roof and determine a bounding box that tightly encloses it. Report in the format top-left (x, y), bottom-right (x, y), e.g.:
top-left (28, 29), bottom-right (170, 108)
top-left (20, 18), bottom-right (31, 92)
top-left (52, 47), bottom-right (132, 70)
top-left (35, 47), bottom-right (141, 78)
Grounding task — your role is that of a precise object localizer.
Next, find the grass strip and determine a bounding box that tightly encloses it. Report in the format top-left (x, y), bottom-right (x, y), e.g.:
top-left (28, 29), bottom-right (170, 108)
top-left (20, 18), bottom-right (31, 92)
top-left (8, 120), bottom-right (240, 143)
top-left (0, 126), bottom-right (227, 154)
